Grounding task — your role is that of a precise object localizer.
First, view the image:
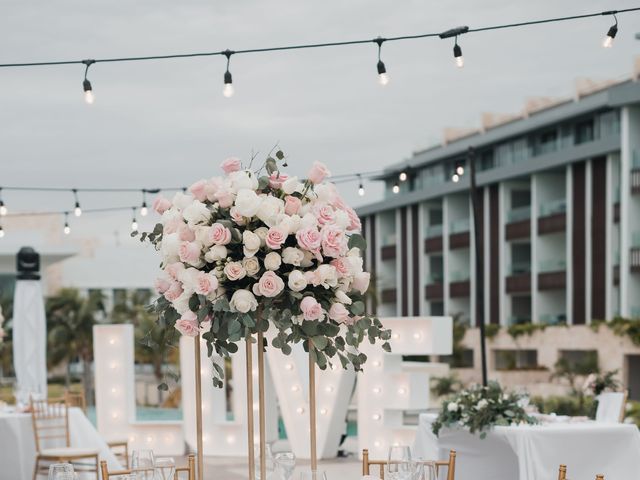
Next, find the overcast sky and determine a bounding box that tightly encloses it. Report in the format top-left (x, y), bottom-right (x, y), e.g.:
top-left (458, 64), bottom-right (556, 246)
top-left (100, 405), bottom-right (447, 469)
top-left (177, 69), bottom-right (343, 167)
top-left (1, 0), bottom-right (638, 245)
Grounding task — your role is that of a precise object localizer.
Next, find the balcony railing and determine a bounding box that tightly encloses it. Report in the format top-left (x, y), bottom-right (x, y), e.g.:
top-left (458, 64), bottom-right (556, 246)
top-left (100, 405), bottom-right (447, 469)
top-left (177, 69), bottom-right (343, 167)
top-left (425, 224), bottom-right (443, 238)
top-left (632, 231), bottom-right (640, 249)
top-left (508, 262), bottom-right (531, 276)
top-left (449, 218), bottom-right (470, 234)
top-left (539, 258), bottom-right (566, 273)
top-left (426, 273), bottom-right (444, 284)
top-left (633, 150), bottom-right (640, 169)
top-left (381, 233), bottom-right (397, 247)
top-left (539, 313), bottom-right (567, 325)
top-left (507, 205), bottom-right (531, 223)
top-left (449, 270), bottom-right (470, 282)
top-left (539, 199), bottom-right (566, 217)
top-left (508, 315), bottom-right (532, 325)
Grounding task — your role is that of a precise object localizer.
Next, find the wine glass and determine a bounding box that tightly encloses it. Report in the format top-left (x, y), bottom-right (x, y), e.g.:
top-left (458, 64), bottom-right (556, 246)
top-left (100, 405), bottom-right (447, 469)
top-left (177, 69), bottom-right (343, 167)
top-left (48, 463), bottom-right (74, 480)
top-left (275, 452), bottom-right (296, 480)
top-left (387, 446), bottom-right (412, 480)
top-left (154, 457), bottom-right (176, 480)
top-left (131, 449), bottom-right (155, 480)
top-left (299, 471), bottom-right (327, 480)
top-left (418, 460), bottom-right (437, 480)
top-left (255, 443), bottom-right (275, 480)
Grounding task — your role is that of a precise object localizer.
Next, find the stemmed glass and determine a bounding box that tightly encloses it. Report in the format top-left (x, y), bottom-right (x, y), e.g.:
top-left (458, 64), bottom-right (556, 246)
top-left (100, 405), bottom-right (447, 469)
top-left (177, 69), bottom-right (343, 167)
top-left (387, 446), bottom-right (412, 480)
top-left (48, 463), bottom-right (74, 480)
top-left (274, 452), bottom-right (296, 480)
top-left (154, 457), bottom-right (176, 480)
top-left (131, 449), bottom-right (155, 480)
top-left (255, 443), bottom-right (276, 480)
top-left (414, 460), bottom-right (437, 480)
top-left (299, 471), bottom-right (327, 480)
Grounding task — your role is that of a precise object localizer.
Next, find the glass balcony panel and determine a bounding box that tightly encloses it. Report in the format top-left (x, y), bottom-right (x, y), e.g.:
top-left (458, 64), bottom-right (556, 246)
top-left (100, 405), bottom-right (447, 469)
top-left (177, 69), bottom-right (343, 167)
top-left (449, 270), bottom-right (470, 282)
top-left (426, 272), bottom-right (444, 284)
top-left (539, 313), bottom-right (567, 325)
top-left (632, 231), bottom-right (640, 248)
top-left (538, 258), bottom-right (566, 273)
top-left (425, 224), bottom-right (443, 238)
top-left (507, 206), bottom-right (531, 223)
top-left (508, 262), bottom-right (531, 275)
top-left (449, 218), bottom-right (470, 234)
top-left (508, 315), bottom-right (532, 325)
top-left (538, 199), bottom-right (566, 217)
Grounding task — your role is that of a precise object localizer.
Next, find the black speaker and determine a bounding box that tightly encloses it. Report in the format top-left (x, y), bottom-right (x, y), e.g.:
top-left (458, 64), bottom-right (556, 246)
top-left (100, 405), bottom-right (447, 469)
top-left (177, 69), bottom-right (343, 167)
top-left (16, 246), bottom-right (41, 280)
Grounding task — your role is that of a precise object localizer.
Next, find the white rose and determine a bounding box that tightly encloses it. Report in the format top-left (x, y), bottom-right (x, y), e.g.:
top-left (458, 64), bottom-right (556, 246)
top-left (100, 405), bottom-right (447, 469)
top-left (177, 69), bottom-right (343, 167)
top-left (243, 230), bottom-right (261, 257)
top-left (229, 289), bottom-right (258, 313)
top-left (335, 290), bottom-right (353, 305)
top-left (314, 183), bottom-right (337, 202)
top-left (194, 225), bottom-right (214, 247)
top-left (172, 192), bottom-right (194, 210)
top-left (242, 257), bottom-right (261, 276)
top-left (282, 176), bottom-right (302, 195)
top-left (288, 270), bottom-right (308, 292)
top-left (476, 399), bottom-right (489, 409)
top-left (317, 264), bottom-right (338, 288)
top-left (224, 261), bottom-right (247, 281)
top-left (291, 314), bottom-right (304, 326)
top-left (256, 196), bottom-right (285, 227)
top-left (172, 290), bottom-right (192, 315)
top-left (300, 212), bottom-right (318, 229)
top-left (301, 250), bottom-right (315, 268)
top-left (254, 227), bottom-right (269, 246)
top-left (178, 267), bottom-right (200, 292)
top-left (447, 402), bottom-right (459, 412)
top-left (234, 189), bottom-right (261, 217)
top-left (205, 245), bottom-right (228, 262)
top-left (229, 170), bottom-right (259, 192)
top-left (161, 207), bottom-right (182, 224)
top-left (347, 255), bottom-right (364, 274)
top-left (282, 247), bottom-right (304, 266)
top-left (334, 209), bottom-right (350, 229)
top-left (182, 200), bottom-right (211, 226)
top-left (264, 252), bottom-right (282, 271)
top-left (160, 232), bottom-right (181, 263)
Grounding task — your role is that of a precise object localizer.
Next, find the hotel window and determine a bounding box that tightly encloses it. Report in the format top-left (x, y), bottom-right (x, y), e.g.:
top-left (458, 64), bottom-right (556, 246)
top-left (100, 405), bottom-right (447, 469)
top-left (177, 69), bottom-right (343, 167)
top-left (494, 349), bottom-right (538, 370)
top-left (479, 150), bottom-right (495, 171)
top-left (575, 118), bottom-right (594, 144)
top-left (596, 110), bottom-right (620, 138)
top-left (535, 129), bottom-right (558, 156)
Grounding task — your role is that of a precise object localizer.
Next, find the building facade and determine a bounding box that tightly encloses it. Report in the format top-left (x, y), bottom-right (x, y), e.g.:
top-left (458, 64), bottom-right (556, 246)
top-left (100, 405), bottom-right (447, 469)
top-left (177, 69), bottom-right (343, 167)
top-left (357, 79), bottom-right (640, 395)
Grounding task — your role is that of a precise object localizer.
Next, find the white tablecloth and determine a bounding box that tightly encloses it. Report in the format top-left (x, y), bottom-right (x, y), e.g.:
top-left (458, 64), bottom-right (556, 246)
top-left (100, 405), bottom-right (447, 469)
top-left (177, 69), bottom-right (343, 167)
top-left (414, 413), bottom-right (640, 480)
top-left (0, 407), bottom-right (121, 480)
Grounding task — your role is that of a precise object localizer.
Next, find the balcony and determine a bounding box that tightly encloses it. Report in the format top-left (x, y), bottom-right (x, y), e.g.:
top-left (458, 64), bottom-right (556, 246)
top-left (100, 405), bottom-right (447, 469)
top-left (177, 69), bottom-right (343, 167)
top-left (381, 288), bottom-right (397, 303)
top-left (449, 218), bottom-right (470, 250)
top-left (508, 315), bottom-right (532, 326)
top-left (449, 270), bottom-right (471, 298)
top-left (506, 263), bottom-right (531, 293)
top-left (538, 259), bottom-right (566, 290)
top-left (538, 199), bottom-right (566, 235)
top-left (381, 233), bottom-right (397, 260)
top-left (425, 273), bottom-right (444, 300)
top-left (539, 313), bottom-right (567, 325)
top-left (424, 225), bottom-right (443, 253)
top-left (632, 151), bottom-right (640, 195)
top-left (632, 232), bottom-right (640, 273)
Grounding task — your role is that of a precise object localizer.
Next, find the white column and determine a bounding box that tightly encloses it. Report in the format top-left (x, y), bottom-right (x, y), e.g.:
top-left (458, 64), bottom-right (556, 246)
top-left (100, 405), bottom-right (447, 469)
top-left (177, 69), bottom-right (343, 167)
top-left (484, 188), bottom-right (491, 325)
top-left (395, 208), bottom-right (403, 317)
top-left (585, 159), bottom-right (593, 324)
top-left (498, 182), bottom-right (507, 326)
top-left (605, 154), bottom-right (614, 319)
top-left (619, 107), bottom-right (632, 317)
top-left (531, 175), bottom-right (539, 324)
top-left (469, 195), bottom-right (476, 326)
top-left (443, 197), bottom-right (450, 316)
top-left (566, 165), bottom-right (574, 324)
top-left (418, 203), bottom-right (426, 315)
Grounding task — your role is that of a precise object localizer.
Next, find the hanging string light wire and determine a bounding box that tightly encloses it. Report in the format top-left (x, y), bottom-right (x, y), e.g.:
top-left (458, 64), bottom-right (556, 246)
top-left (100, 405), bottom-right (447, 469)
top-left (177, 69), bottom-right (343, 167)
top-left (0, 8), bottom-right (635, 70)
top-left (82, 59), bottom-right (95, 104)
top-left (222, 49), bottom-right (235, 98)
top-left (374, 37), bottom-right (389, 86)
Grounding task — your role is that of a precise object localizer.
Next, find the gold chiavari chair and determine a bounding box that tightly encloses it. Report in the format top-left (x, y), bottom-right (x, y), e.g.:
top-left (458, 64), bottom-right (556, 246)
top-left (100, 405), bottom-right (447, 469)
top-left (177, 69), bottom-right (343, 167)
top-left (362, 449), bottom-right (456, 480)
top-left (558, 464), bottom-right (567, 480)
top-left (595, 475), bottom-right (604, 480)
top-left (64, 389), bottom-right (129, 468)
top-left (30, 396), bottom-right (99, 480)
top-left (100, 454), bottom-right (196, 480)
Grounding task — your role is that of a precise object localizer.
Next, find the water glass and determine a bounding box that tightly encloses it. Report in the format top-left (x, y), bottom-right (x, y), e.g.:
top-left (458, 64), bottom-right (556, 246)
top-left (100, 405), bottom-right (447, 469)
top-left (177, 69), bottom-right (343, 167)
top-left (48, 463), bottom-right (74, 480)
top-left (417, 461), bottom-right (437, 480)
top-left (131, 449), bottom-right (155, 480)
top-left (274, 452), bottom-right (296, 480)
top-left (154, 457), bottom-right (176, 480)
top-left (299, 471), bottom-right (327, 480)
top-left (387, 445), bottom-right (412, 480)
top-left (255, 443), bottom-right (275, 480)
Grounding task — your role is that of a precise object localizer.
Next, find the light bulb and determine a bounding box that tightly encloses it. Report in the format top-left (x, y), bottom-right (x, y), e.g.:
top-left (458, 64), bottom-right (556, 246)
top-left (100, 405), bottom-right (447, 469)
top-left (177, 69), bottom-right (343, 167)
top-left (0, 227), bottom-right (4, 238)
top-left (392, 183), bottom-right (400, 194)
top-left (378, 72), bottom-right (390, 86)
top-left (64, 224), bottom-right (71, 235)
top-left (603, 24), bottom-right (617, 48)
top-left (455, 56), bottom-right (464, 68)
top-left (372, 413), bottom-right (381, 421)
top-left (84, 90), bottom-right (95, 104)
top-left (223, 83), bottom-right (235, 98)
top-left (74, 205), bottom-right (82, 217)
top-left (0, 202), bottom-right (6, 216)
top-left (320, 408), bottom-right (328, 415)
top-left (358, 185), bottom-right (365, 196)
top-left (453, 43), bottom-right (464, 68)
top-left (296, 407), bottom-right (305, 414)
top-left (456, 166), bottom-right (464, 175)
top-left (140, 204), bottom-right (148, 216)
top-left (452, 174), bottom-right (460, 183)
top-left (399, 171), bottom-right (407, 182)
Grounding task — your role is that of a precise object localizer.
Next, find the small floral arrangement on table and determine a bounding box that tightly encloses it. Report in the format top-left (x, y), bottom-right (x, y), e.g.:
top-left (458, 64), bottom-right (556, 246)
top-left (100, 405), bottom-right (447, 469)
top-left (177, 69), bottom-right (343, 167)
top-left (582, 370), bottom-right (620, 397)
top-left (138, 150), bottom-right (391, 387)
top-left (432, 382), bottom-right (537, 438)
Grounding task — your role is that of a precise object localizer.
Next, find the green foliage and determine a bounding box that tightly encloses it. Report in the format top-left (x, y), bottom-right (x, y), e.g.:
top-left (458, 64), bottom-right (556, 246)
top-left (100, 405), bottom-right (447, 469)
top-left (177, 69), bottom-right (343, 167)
top-left (507, 323), bottom-right (546, 339)
top-left (484, 324), bottom-right (500, 340)
top-left (607, 317), bottom-right (640, 346)
top-left (430, 374), bottom-right (462, 398)
top-left (625, 401), bottom-right (640, 427)
top-left (530, 395), bottom-right (596, 417)
top-left (432, 382), bottom-right (537, 438)
top-left (583, 369), bottom-right (620, 396)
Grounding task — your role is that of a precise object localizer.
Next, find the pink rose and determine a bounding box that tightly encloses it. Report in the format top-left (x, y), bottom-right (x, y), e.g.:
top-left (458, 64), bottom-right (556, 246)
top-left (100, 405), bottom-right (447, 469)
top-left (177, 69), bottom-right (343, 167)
top-left (256, 271), bottom-right (285, 297)
top-left (215, 188), bottom-right (234, 209)
top-left (300, 296), bottom-right (323, 321)
top-left (296, 227), bottom-right (321, 253)
top-left (154, 276), bottom-right (171, 294)
top-left (266, 226), bottom-right (287, 250)
top-left (284, 195), bottom-right (302, 215)
top-left (328, 303), bottom-right (350, 323)
top-left (163, 216), bottom-right (182, 235)
top-left (178, 224), bottom-right (196, 242)
top-left (195, 272), bottom-right (219, 295)
top-left (352, 272), bottom-right (371, 294)
top-left (344, 206), bottom-right (362, 232)
top-left (175, 311), bottom-right (199, 337)
top-left (304, 270), bottom-right (321, 287)
top-left (307, 161), bottom-right (331, 184)
top-left (153, 196), bottom-right (172, 214)
top-left (321, 225), bottom-right (347, 258)
top-left (166, 262), bottom-right (185, 280)
top-left (189, 179), bottom-right (209, 202)
top-left (179, 241), bottom-right (201, 265)
top-left (164, 281), bottom-right (183, 301)
top-left (268, 172), bottom-right (289, 189)
top-left (330, 258), bottom-right (350, 277)
top-left (313, 203), bottom-right (336, 226)
top-left (224, 261), bottom-right (246, 281)
top-left (230, 208), bottom-right (246, 225)
top-left (221, 157), bottom-right (242, 174)
top-left (209, 223), bottom-right (232, 245)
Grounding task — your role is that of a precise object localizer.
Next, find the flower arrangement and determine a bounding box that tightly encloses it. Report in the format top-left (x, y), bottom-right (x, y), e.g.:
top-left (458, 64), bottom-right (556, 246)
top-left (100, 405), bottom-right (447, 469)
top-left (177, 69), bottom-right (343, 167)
top-left (138, 151), bottom-right (391, 386)
top-left (432, 382), bottom-right (537, 438)
top-left (582, 370), bottom-right (620, 397)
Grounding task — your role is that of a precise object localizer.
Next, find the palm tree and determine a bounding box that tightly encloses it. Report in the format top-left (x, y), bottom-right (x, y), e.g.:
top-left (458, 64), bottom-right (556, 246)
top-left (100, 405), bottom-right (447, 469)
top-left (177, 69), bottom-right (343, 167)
top-left (46, 288), bottom-right (105, 406)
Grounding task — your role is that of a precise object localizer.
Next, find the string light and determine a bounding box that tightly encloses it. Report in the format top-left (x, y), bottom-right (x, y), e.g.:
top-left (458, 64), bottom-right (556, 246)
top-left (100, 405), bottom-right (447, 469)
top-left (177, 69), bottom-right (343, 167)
top-left (72, 189), bottom-right (82, 216)
top-left (0, 224), bottom-right (4, 238)
top-left (439, 26), bottom-right (469, 69)
top-left (357, 174), bottom-right (365, 196)
top-left (399, 171), bottom-right (408, 182)
top-left (131, 207), bottom-right (138, 231)
top-left (603, 13), bottom-right (618, 48)
top-left (456, 165), bottom-right (465, 175)
top-left (223, 50), bottom-right (235, 98)
top-left (374, 38), bottom-right (389, 86)
top-left (63, 212), bottom-right (71, 235)
top-left (82, 59), bottom-right (95, 104)
top-left (452, 173), bottom-right (460, 183)
top-left (392, 182), bottom-right (400, 194)
top-left (140, 190), bottom-right (148, 216)
top-left (0, 188), bottom-right (6, 216)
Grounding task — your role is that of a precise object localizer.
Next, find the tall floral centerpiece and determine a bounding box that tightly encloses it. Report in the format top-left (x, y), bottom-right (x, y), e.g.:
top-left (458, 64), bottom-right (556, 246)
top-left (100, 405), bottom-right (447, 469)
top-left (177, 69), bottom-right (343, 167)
top-left (139, 151), bottom-right (391, 479)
